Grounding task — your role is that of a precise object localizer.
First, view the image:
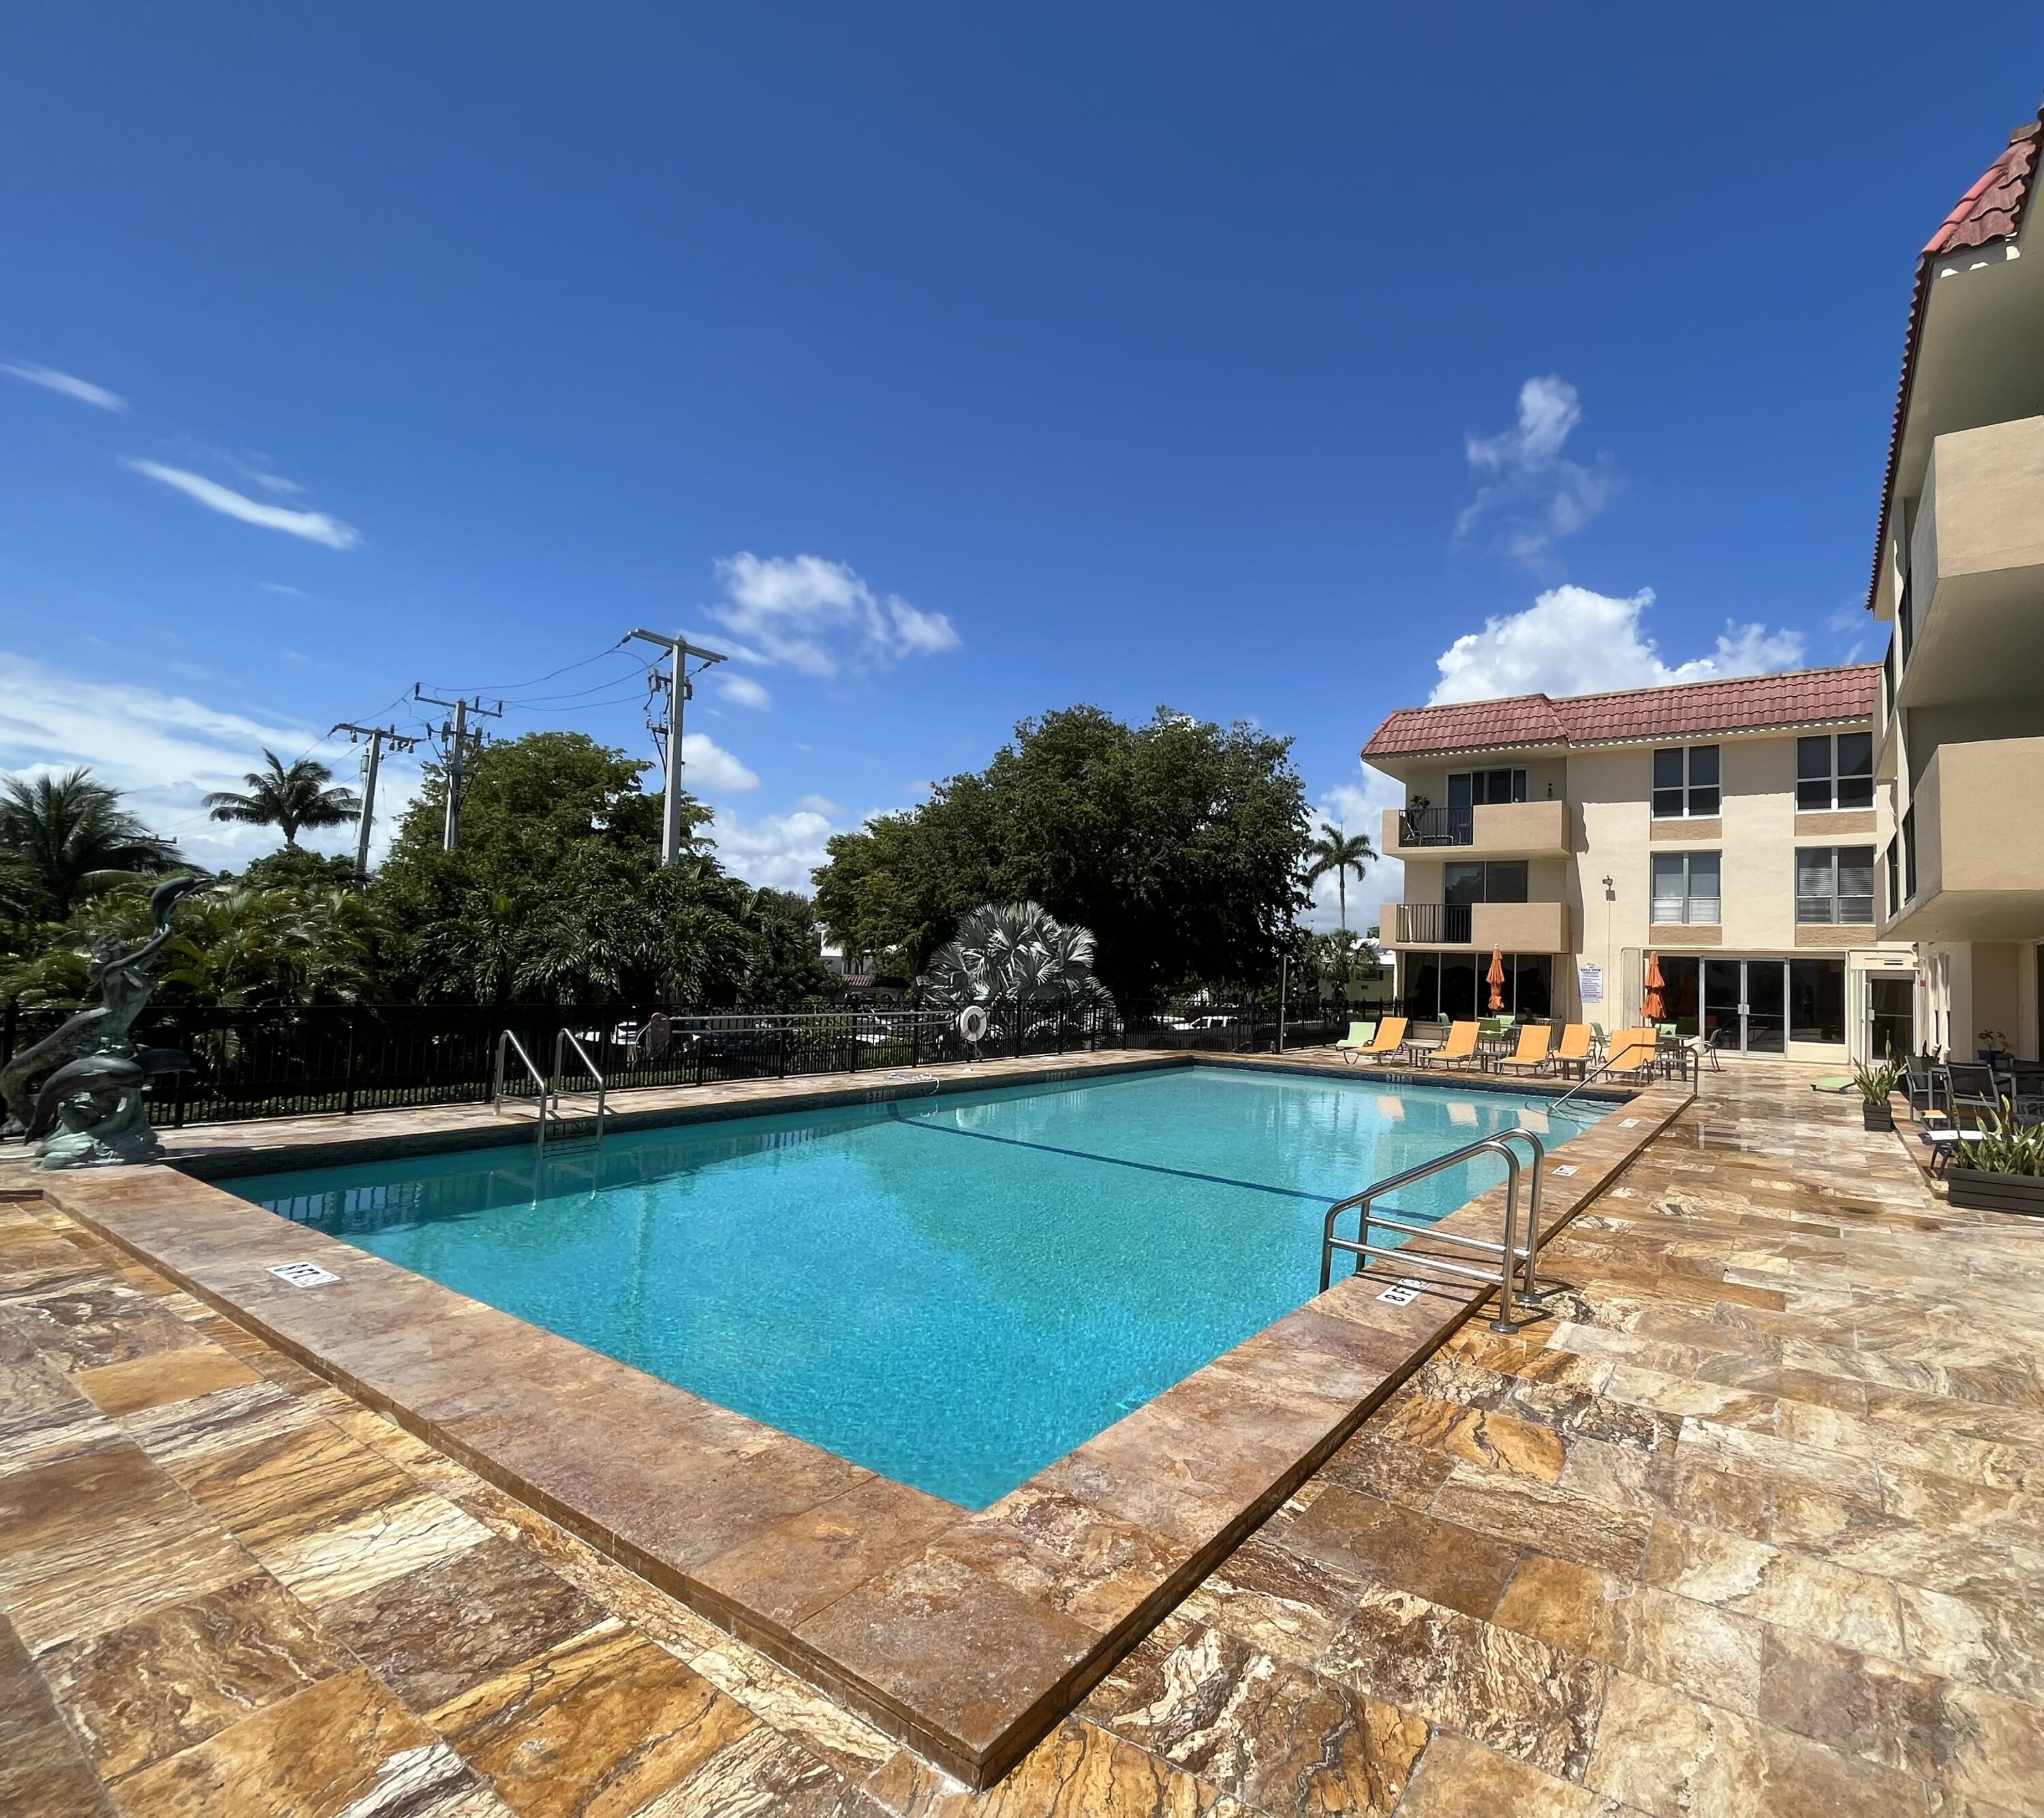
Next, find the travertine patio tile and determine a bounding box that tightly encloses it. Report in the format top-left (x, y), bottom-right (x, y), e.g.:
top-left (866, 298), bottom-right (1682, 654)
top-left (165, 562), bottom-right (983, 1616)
top-left (1583, 1672), bottom-right (1931, 1818)
top-left (1323, 1584), bottom-right (1609, 1781)
top-left (1087, 1613), bottom-right (1427, 1816)
top-left (35, 1571), bottom-right (339, 1778)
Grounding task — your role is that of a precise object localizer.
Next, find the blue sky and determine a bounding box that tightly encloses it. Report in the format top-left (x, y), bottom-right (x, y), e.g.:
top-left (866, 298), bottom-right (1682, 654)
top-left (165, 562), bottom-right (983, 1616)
top-left (4, 7), bottom-right (2040, 928)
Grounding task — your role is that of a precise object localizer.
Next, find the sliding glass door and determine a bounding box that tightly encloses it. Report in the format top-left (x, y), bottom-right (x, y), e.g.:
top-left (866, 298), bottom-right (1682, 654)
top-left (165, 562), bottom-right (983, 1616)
top-left (1696, 958), bottom-right (1836, 1052)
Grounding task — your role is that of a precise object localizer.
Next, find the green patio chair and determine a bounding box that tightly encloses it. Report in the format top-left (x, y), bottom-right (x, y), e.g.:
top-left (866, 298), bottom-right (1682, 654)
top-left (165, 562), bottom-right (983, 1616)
top-left (1334, 1020), bottom-right (1378, 1065)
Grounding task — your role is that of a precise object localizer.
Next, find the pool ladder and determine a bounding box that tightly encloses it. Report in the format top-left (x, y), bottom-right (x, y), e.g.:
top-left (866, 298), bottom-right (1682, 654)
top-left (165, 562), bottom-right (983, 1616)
top-left (491, 1029), bottom-right (608, 1154)
top-left (1319, 1127), bottom-right (1547, 1333)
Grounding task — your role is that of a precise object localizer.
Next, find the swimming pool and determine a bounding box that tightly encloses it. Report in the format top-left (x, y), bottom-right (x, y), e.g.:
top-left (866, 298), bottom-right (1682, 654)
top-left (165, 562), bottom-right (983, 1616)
top-left (230, 1065), bottom-right (1602, 1507)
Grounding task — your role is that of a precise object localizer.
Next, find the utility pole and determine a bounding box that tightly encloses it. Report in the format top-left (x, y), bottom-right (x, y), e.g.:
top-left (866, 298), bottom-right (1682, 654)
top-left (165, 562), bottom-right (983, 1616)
top-left (625, 630), bottom-right (728, 865)
top-left (330, 721), bottom-right (421, 876)
top-left (412, 688), bottom-right (503, 851)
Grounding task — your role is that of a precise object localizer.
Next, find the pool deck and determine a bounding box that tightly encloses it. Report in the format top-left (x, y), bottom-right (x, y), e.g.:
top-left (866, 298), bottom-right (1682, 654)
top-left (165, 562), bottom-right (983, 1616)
top-left (10, 1048), bottom-right (1675, 1789)
top-left (5, 1054), bottom-right (2041, 1813)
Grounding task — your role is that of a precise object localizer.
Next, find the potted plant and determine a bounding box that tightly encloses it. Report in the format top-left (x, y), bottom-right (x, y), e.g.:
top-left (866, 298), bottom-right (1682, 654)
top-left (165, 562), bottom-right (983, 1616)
top-left (1948, 1104), bottom-right (2044, 1216)
top-left (1977, 1029), bottom-right (2011, 1065)
top-left (1851, 1054), bottom-right (1906, 1132)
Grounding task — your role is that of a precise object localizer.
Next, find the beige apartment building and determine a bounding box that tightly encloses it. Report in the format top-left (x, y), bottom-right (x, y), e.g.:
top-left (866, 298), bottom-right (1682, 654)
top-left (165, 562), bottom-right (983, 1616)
top-left (1866, 105), bottom-right (2044, 1064)
top-left (1362, 666), bottom-right (1918, 1063)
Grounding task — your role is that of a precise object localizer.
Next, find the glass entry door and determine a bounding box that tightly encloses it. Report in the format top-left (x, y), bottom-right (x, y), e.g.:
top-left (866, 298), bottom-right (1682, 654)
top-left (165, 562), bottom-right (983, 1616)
top-left (1868, 977), bottom-right (1914, 1061)
top-left (1744, 961), bottom-right (1785, 1053)
top-left (1702, 958), bottom-right (1786, 1054)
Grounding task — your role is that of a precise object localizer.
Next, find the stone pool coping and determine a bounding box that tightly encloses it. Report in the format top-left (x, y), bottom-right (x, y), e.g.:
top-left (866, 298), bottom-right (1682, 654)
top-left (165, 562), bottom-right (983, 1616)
top-left (38, 1056), bottom-right (1690, 1787)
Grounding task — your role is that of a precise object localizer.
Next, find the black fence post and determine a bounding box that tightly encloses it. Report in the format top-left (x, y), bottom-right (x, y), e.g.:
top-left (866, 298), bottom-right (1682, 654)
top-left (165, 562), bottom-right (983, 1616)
top-left (911, 1013), bottom-right (921, 1067)
top-left (342, 1009), bottom-right (359, 1117)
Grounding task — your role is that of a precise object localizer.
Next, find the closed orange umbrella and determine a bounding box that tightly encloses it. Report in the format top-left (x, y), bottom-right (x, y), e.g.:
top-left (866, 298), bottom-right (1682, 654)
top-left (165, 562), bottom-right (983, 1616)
top-left (1642, 950), bottom-right (1664, 1023)
top-left (1487, 947), bottom-right (1506, 1013)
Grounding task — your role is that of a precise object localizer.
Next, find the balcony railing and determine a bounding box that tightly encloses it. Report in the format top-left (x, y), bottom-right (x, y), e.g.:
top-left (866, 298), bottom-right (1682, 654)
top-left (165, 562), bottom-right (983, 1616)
top-left (1396, 902), bottom-right (1474, 944)
top-left (1396, 805), bottom-right (1475, 847)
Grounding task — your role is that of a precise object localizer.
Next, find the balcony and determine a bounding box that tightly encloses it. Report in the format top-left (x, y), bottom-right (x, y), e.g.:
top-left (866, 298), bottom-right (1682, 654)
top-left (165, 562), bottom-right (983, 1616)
top-left (1380, 797), bottom-right (1570, 861)
top-left (1389, 899), bottom-right (1572, 952)
top-left (1896, 414), bottom-right (2044, 711)
top-left (1882, 736), bottom-right (2044, 941)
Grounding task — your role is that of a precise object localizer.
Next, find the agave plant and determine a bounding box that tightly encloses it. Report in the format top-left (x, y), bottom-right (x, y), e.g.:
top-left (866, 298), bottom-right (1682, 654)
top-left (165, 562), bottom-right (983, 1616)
top-left (1850, 1054), bottom-right (1907, 1106)
top-left (922, 902), bottom-right (1114, 1012)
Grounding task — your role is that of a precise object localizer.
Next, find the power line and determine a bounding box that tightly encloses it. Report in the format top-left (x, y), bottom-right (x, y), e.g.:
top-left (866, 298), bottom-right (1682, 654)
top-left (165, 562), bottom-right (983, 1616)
top-left (418, 636), bottom-right (633, 702)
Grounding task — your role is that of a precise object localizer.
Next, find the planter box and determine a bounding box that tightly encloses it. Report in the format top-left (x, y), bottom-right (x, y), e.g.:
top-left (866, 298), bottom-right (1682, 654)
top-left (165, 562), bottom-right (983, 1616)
top-left (1862, 1101), bottom-right (1894, 1132)
top-left (1948, 1168), bottom-right (2044, 1217)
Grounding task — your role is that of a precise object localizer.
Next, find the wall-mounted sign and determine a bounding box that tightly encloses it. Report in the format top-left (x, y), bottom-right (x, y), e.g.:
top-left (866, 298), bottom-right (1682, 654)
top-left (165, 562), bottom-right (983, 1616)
top-left (1578, 962), bottom-right (1605, 1004)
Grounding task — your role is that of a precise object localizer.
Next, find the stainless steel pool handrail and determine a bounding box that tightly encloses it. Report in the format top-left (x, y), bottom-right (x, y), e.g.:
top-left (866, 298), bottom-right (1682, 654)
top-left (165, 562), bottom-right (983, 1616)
top-left (493, 1029), bottom-right (551, 1152)
top-left (551, 1028), bottom-right (608, 1146)
top-left (1319, 1125), bottom-right (1549, 1334)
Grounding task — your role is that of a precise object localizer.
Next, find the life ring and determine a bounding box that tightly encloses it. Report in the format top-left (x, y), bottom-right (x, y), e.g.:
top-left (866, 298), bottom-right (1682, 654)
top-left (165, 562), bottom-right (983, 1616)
top-left (957, 1005), bottom-right (989, 1044)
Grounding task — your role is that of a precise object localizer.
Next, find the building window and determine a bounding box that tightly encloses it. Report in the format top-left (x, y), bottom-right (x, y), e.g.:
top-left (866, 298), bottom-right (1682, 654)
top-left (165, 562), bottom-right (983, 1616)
top-left (1401, 952), bottom-right (1549, 1020)
top-left (1788, 959), bottom-right (1846, 1044)
top-left (1886, 834), bottom-right (1900, 918)
top-left (1446, 768), bottom-right (1526, 810)
top-left (1652, 745), bottom-right (1720, 818)
top-left (1650, 851), bottom-right (1721, 924)
top-left (1796, 846), bottom-right (1876, 924)
top-left (1902, 809), bottom-right (1917, 900)
top-left (1797, 732), bottom-right (1874, 811)
top-left (1442, 860), bottom-right (1529, 906)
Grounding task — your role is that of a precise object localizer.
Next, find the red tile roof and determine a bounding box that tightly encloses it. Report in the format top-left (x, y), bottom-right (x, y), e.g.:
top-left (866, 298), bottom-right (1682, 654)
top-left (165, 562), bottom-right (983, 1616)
top-left (1865, 108), bottom-right (2044, 612)
top-left (1362, 664), bottom-right (1880, 762)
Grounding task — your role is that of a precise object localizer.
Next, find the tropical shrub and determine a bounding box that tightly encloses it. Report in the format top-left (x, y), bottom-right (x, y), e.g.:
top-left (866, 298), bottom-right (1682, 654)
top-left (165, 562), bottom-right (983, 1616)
top-left (921, 901), bottom-right (1113, 1011)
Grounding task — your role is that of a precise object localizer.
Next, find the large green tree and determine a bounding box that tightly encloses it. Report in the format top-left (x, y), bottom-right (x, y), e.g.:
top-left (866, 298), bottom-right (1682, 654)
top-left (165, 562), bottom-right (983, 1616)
top-left (373, 732), bottom-right (824, 1005)
top-left (812, 706), bottom-right (1311, 1002)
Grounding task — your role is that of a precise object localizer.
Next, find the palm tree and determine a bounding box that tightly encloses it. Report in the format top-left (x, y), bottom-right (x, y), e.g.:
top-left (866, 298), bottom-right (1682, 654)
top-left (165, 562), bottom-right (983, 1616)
top-left (204, 751), bottom-right (360, 849)
top-left (1303, 824), bottom-right (1376, 932)
top-left (0, 769), bottom-right (181, 917)
top-left (923, 901), bottom-right (1114, 1011)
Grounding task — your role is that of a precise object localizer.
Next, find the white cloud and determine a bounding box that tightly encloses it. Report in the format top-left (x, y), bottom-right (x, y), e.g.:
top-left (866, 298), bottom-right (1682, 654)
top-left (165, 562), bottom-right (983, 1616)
top-left (702, 552), bottom-right (959, 678)
top-left (258, 581), bottom-right (307, 598)
top-left (0, 650), bottom-right (414, 869)
top-left (3, 360), bottom-right (125, 412)
top-left (1303, 774), bottom-right (1404, 936)
top-left (796, 792), bottom-right (842, 815)
top-left (1456, 375), bottom-right (1618, 564)
top-left (1427, 586), bottom-right (1806, 706)
top-left (677, 730), bottom-right (758, 794)
top-left (717, 672), bottom-right (771, 710)
top-left (123, 459), bottom-right (360, 550)
top-left (706, 805), bottom-right (837, 892)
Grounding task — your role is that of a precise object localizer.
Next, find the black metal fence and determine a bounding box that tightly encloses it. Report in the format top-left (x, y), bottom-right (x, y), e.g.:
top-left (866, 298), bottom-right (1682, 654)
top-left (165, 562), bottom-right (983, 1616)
top-left (0, 988), bottom-right (1408, 1133)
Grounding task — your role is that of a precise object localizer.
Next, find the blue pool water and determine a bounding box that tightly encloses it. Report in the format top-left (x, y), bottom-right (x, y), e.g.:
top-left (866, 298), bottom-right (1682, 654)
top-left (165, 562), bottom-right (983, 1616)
top-left (230, 1065), bottom-right (1602, 1507)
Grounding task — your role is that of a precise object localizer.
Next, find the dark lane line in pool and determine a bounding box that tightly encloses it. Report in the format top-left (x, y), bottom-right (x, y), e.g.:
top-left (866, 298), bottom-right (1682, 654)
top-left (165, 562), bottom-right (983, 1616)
top-left (885, 1106), bottom-right (1339, 1204)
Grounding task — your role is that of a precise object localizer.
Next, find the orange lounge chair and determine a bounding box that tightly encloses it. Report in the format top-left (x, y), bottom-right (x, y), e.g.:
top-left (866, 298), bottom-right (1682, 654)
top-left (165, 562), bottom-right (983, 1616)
top-left (1552, 1024), bottom-right (1594, 1077)
top-left (1347, 1016), bottom-right (1409, 1064)
top-left (1605, 1026), bottom-right (1660, 1080)
top-left (1493, 1022), bottom-right (1553, 1076)
top-left (1421, 1021), bottom-right (1483, 1070)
